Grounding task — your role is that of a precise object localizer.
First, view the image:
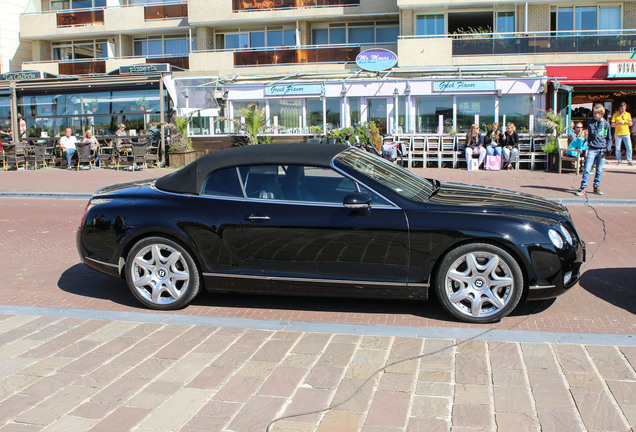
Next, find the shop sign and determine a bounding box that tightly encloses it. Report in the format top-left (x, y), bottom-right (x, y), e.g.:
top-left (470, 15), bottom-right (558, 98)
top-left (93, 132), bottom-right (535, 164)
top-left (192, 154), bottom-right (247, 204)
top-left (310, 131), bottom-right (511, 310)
top-left (119, 64), bottom-right (170, 74)
top-left (433, 80), bottom-right (496, 92)
top-left (0, 70), bottom-right (44, 81)
top-left (607, 60), bottom-right (636, 78)
top-left (356, 49), bottom-right (397, 72)
top-left (265, 84), bottom-right (323, 96)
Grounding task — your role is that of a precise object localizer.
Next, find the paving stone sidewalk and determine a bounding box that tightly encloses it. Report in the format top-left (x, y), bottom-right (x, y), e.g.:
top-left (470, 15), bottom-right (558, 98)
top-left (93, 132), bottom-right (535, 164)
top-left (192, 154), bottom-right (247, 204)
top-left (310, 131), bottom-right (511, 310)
top-left (0, 311), bottom-right (634, 432)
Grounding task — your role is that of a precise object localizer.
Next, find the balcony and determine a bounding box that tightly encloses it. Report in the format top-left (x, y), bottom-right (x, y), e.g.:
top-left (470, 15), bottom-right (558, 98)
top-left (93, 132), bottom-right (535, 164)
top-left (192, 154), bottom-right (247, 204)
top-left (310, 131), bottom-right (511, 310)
top-left (234, 45), bottom-right (360, 67)
top-left (232, 0), bottom-right (359, 12)
top-left (20, 2), bottom-right (189, 39)
top-left (451, 30), bottom-right (636, 56)
top-left (23, 55), bottom-right (189, 76)
top-left (188, 0), bottom-right (396, 26)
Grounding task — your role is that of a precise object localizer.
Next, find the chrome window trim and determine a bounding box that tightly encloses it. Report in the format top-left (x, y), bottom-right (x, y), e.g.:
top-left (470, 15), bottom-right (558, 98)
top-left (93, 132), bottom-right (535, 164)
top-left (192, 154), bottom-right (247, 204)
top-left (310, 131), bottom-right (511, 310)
top-left (197, 163), bottom-right (399, 208)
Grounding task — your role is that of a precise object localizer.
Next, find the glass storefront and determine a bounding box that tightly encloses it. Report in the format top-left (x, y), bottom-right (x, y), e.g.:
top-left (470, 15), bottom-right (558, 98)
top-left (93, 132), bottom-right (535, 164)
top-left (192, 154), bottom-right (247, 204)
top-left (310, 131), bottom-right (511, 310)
top-left (415, 96), bottom-right (453, 133)
top-left (17, 88), bottom-right (165, 138)
top-left (499, 95), bottom-right (533, 132)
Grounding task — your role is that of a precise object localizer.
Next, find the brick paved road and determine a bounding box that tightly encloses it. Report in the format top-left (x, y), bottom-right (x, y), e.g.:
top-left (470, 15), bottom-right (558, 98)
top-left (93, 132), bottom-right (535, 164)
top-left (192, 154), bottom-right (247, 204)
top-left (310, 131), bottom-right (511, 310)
top-left (0, 165), bottom-right (634, 432)
top-left (0, 196), bottom-right (633, 334)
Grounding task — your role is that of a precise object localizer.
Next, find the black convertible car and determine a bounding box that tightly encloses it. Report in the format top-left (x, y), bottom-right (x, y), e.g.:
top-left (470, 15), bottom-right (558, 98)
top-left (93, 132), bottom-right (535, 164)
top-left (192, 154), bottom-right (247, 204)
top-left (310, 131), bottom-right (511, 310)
top-left (77, 143), bottom-right (585, 323)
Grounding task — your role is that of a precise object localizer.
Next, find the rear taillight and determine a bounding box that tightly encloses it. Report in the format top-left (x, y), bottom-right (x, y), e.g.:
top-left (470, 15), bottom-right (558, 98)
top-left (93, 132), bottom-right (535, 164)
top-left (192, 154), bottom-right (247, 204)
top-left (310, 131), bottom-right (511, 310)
top-left (80, 201), bottom-right (93, 226)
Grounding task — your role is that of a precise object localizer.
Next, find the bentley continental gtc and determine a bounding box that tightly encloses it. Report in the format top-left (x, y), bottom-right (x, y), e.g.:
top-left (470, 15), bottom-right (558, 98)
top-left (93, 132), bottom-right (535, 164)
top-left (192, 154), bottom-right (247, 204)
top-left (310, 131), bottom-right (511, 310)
top-left (77, 144), bottom-right (585, 323)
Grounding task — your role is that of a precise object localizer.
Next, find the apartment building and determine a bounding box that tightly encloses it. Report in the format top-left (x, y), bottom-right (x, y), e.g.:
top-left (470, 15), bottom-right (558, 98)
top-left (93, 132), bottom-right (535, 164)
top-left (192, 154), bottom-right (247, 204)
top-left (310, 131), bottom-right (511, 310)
top-left (1, 0), bottom-right (635, 142)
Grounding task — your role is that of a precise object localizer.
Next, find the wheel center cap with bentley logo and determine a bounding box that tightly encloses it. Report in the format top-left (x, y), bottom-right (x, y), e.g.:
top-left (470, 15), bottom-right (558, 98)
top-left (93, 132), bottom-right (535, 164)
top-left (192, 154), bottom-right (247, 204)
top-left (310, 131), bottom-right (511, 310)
top-left (157, 268), bottom-right (168, 279)
top-left (473, 277), bottom-right (487, 290)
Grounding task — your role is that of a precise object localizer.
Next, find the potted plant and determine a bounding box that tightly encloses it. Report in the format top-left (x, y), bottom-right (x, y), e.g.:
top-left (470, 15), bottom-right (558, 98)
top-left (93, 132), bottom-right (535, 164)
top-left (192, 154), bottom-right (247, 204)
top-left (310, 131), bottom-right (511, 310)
top-left (538, 109), bottom-right (567, 171)
top-left (135, 97), bottom-right (149, 111)
top-left (86, 99), bottom-right (99, 113)
top-left (326, 128), bottom-right (340, 144)
top-left (307, 125), bottom-right (323, 144)
top-left (167, 115), bottom-right (196, 167)
top-left (238, 103), bottom-right (272, 145)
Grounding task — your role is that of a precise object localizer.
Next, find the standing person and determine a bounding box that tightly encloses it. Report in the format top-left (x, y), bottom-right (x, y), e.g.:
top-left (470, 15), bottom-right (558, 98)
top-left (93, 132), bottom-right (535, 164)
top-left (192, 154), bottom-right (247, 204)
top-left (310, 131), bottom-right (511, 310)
top-left (485, 123), bottom-right (503, 157)
top-left (610, 102), bottom-right (633, 165)
top-left (59, 127), bottom-right (78, 170)
top-left (501, 122), bottom-right (519, 170)
top-left (18, 114), bottom-right (26, 139)
top-left (576, 104), bottom-right (612, 196)
top-left (464, 124), bottom-right (486, 168)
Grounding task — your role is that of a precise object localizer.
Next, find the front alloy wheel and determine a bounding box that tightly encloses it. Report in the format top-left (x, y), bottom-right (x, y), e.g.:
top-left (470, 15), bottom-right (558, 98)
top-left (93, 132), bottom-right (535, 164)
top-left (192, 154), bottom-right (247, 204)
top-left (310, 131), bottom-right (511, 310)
top-left (125, 237), bottom-right (200, 310)
top-left (435, 243), bottom-right (523, 323)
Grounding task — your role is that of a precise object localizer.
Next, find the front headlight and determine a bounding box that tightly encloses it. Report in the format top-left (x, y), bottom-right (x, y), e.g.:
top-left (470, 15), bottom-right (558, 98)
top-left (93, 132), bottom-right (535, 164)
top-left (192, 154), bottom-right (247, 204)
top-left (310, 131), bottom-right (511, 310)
top-left (559, 224), bottom-right (573, 245)
top-left (548, 229), bottom-right (564, 249)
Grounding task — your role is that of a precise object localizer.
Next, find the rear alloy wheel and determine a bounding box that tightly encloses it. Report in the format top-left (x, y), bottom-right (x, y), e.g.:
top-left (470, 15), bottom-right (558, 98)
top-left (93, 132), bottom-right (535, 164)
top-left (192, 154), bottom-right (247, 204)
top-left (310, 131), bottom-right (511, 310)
top-left (435, 243), bottom-right (523, 323)
top-left (125, 237), bottom-right (200, 310)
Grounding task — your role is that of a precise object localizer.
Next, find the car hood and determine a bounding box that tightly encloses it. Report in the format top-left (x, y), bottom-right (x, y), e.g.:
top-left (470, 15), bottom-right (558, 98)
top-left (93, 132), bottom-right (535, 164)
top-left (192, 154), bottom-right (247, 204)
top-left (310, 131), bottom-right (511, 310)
top-left (427, 181), bottom-right (569, 217)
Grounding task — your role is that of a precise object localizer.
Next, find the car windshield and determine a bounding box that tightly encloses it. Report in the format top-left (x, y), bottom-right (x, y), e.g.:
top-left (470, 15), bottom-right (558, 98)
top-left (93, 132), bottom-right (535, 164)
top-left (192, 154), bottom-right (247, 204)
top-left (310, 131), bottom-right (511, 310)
top-left (336, 148), bottom-right (434, 201)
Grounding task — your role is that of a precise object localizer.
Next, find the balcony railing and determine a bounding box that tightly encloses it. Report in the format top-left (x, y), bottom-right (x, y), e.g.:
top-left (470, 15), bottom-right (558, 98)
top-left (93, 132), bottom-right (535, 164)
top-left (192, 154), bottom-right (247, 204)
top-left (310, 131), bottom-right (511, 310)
top-left (57, 9), bottom-right (104, 27)
top-left (58, 59), bottom-right (106, 75)
top-left (25, 54), bottom-right (188, 76)
top-left (232, 0), bottom-right (359, 12)
top-left (231, 44), bottom-right (362, 66)
top-left (448, 29), bottom-right (636, 56)
top-left (144, 3), bottom-right (188, 20)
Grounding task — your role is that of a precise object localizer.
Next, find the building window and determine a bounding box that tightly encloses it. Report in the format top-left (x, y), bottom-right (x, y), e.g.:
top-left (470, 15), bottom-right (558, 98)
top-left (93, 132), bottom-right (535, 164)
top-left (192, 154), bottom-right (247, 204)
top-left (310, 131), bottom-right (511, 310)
top-left (456, 95), bottom-right (495, 133)
top-left (416, 14), bottom-right (444, 36)
top-left (415, 96), bottom-right (453, 133)
top-left (17, 89), bottom-right (165, 138)
top-left (496, 12), bottom-right (515, 33)
top-left (133, 36), bottom-right (192, 56)
top-left (269, 99), bottom-right (303, 134)
top-left (312, 21), bottom-right (399, 45)
top-left (556, 5), bottom-right (621, 34)
top-left (499, 95), bottom-right (532, 132)
top-left (52, 40), bottom-right (109, 60)
top-left (220, 27), bottom-right (296, 49)
top-left (51, 0), bottom-right (106, 10)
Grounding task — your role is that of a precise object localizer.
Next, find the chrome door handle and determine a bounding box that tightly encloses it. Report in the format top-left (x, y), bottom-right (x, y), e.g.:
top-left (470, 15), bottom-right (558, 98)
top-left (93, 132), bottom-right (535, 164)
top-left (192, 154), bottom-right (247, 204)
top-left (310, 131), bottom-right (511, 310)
top-left (245, 214), bottom-right (270, 222)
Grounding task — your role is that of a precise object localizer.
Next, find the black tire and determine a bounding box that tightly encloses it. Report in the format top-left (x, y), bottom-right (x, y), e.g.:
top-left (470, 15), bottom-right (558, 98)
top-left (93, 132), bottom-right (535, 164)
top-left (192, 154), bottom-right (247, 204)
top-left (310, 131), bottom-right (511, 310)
top-left (125, 236), bottom-right (201, 310)
top-left (434, 243), bottom-right (524, 323)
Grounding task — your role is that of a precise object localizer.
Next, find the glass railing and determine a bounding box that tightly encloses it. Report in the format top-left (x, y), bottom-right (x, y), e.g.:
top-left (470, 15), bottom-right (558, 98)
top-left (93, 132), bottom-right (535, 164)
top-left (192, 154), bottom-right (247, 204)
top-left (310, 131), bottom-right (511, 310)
top-left (232, 0), bottom-right (359, 12)
top-left (232, 45), bottom-right (360, 66)
top-left (59, 59), bottom-right (106, 75)
top-left (448, 30), bottom-right (636, 56)
top-left (144, 3), bottom-right (187, 19)
top-left (57, 9), bottom-right (104, 27)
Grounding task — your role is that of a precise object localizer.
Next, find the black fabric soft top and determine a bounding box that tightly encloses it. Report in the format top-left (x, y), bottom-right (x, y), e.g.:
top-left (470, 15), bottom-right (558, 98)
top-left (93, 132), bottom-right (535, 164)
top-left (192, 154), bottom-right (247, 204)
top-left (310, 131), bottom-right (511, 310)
top-left (155, 143), bottom-right (349, 195)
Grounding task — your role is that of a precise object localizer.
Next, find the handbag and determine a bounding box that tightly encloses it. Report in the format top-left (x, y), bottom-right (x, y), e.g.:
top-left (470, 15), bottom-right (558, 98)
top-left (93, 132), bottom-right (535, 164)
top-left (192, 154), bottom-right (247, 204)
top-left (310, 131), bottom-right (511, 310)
top-left (468, 158), bottom-right (480, 171)
top-left (485, 155), bottom-right (501, 171)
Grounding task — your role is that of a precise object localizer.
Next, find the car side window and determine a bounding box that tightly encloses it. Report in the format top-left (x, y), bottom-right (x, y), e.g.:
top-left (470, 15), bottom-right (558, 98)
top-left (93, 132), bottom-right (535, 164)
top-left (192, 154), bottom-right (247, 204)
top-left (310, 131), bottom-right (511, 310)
top-left (238, 164), bottom-right (389, 205)
top-left (202, 167), bottom-right (243, 197)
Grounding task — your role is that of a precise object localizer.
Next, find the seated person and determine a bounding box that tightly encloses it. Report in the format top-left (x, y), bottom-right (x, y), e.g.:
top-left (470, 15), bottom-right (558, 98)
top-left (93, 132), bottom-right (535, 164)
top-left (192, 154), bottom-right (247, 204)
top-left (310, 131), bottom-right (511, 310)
top-left (464, 124), bottom-right (486, 168)
top-left (501, 122), bottom-right (519, 170)
top-left (82, 129), bottom-right (99, 167)
top-left (115, 123), bottom-right (128, 148)
top-left (59, 127), bottom-right (78, 169)
top-left (567, 123), bottom-right (588, 158)
top-left (484, 123), bottom-right (503, 157)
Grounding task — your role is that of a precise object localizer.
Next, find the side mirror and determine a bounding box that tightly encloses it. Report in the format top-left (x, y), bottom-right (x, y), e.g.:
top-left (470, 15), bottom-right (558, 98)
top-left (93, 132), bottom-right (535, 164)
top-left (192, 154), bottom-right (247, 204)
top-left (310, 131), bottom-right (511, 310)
top-left (343, 193), bottom-right (371, 214)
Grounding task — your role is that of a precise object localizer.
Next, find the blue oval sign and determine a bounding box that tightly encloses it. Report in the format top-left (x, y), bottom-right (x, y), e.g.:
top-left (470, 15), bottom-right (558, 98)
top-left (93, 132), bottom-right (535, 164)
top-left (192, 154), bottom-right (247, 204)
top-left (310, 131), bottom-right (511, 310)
top-left (356, 49), bottom-right (398, 72)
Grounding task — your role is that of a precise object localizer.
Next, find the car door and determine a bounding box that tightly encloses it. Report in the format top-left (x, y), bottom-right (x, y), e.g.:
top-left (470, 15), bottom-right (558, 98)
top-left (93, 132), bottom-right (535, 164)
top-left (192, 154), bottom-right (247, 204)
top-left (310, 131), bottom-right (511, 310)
top-left (238, 164), bottom-right (410, 286)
